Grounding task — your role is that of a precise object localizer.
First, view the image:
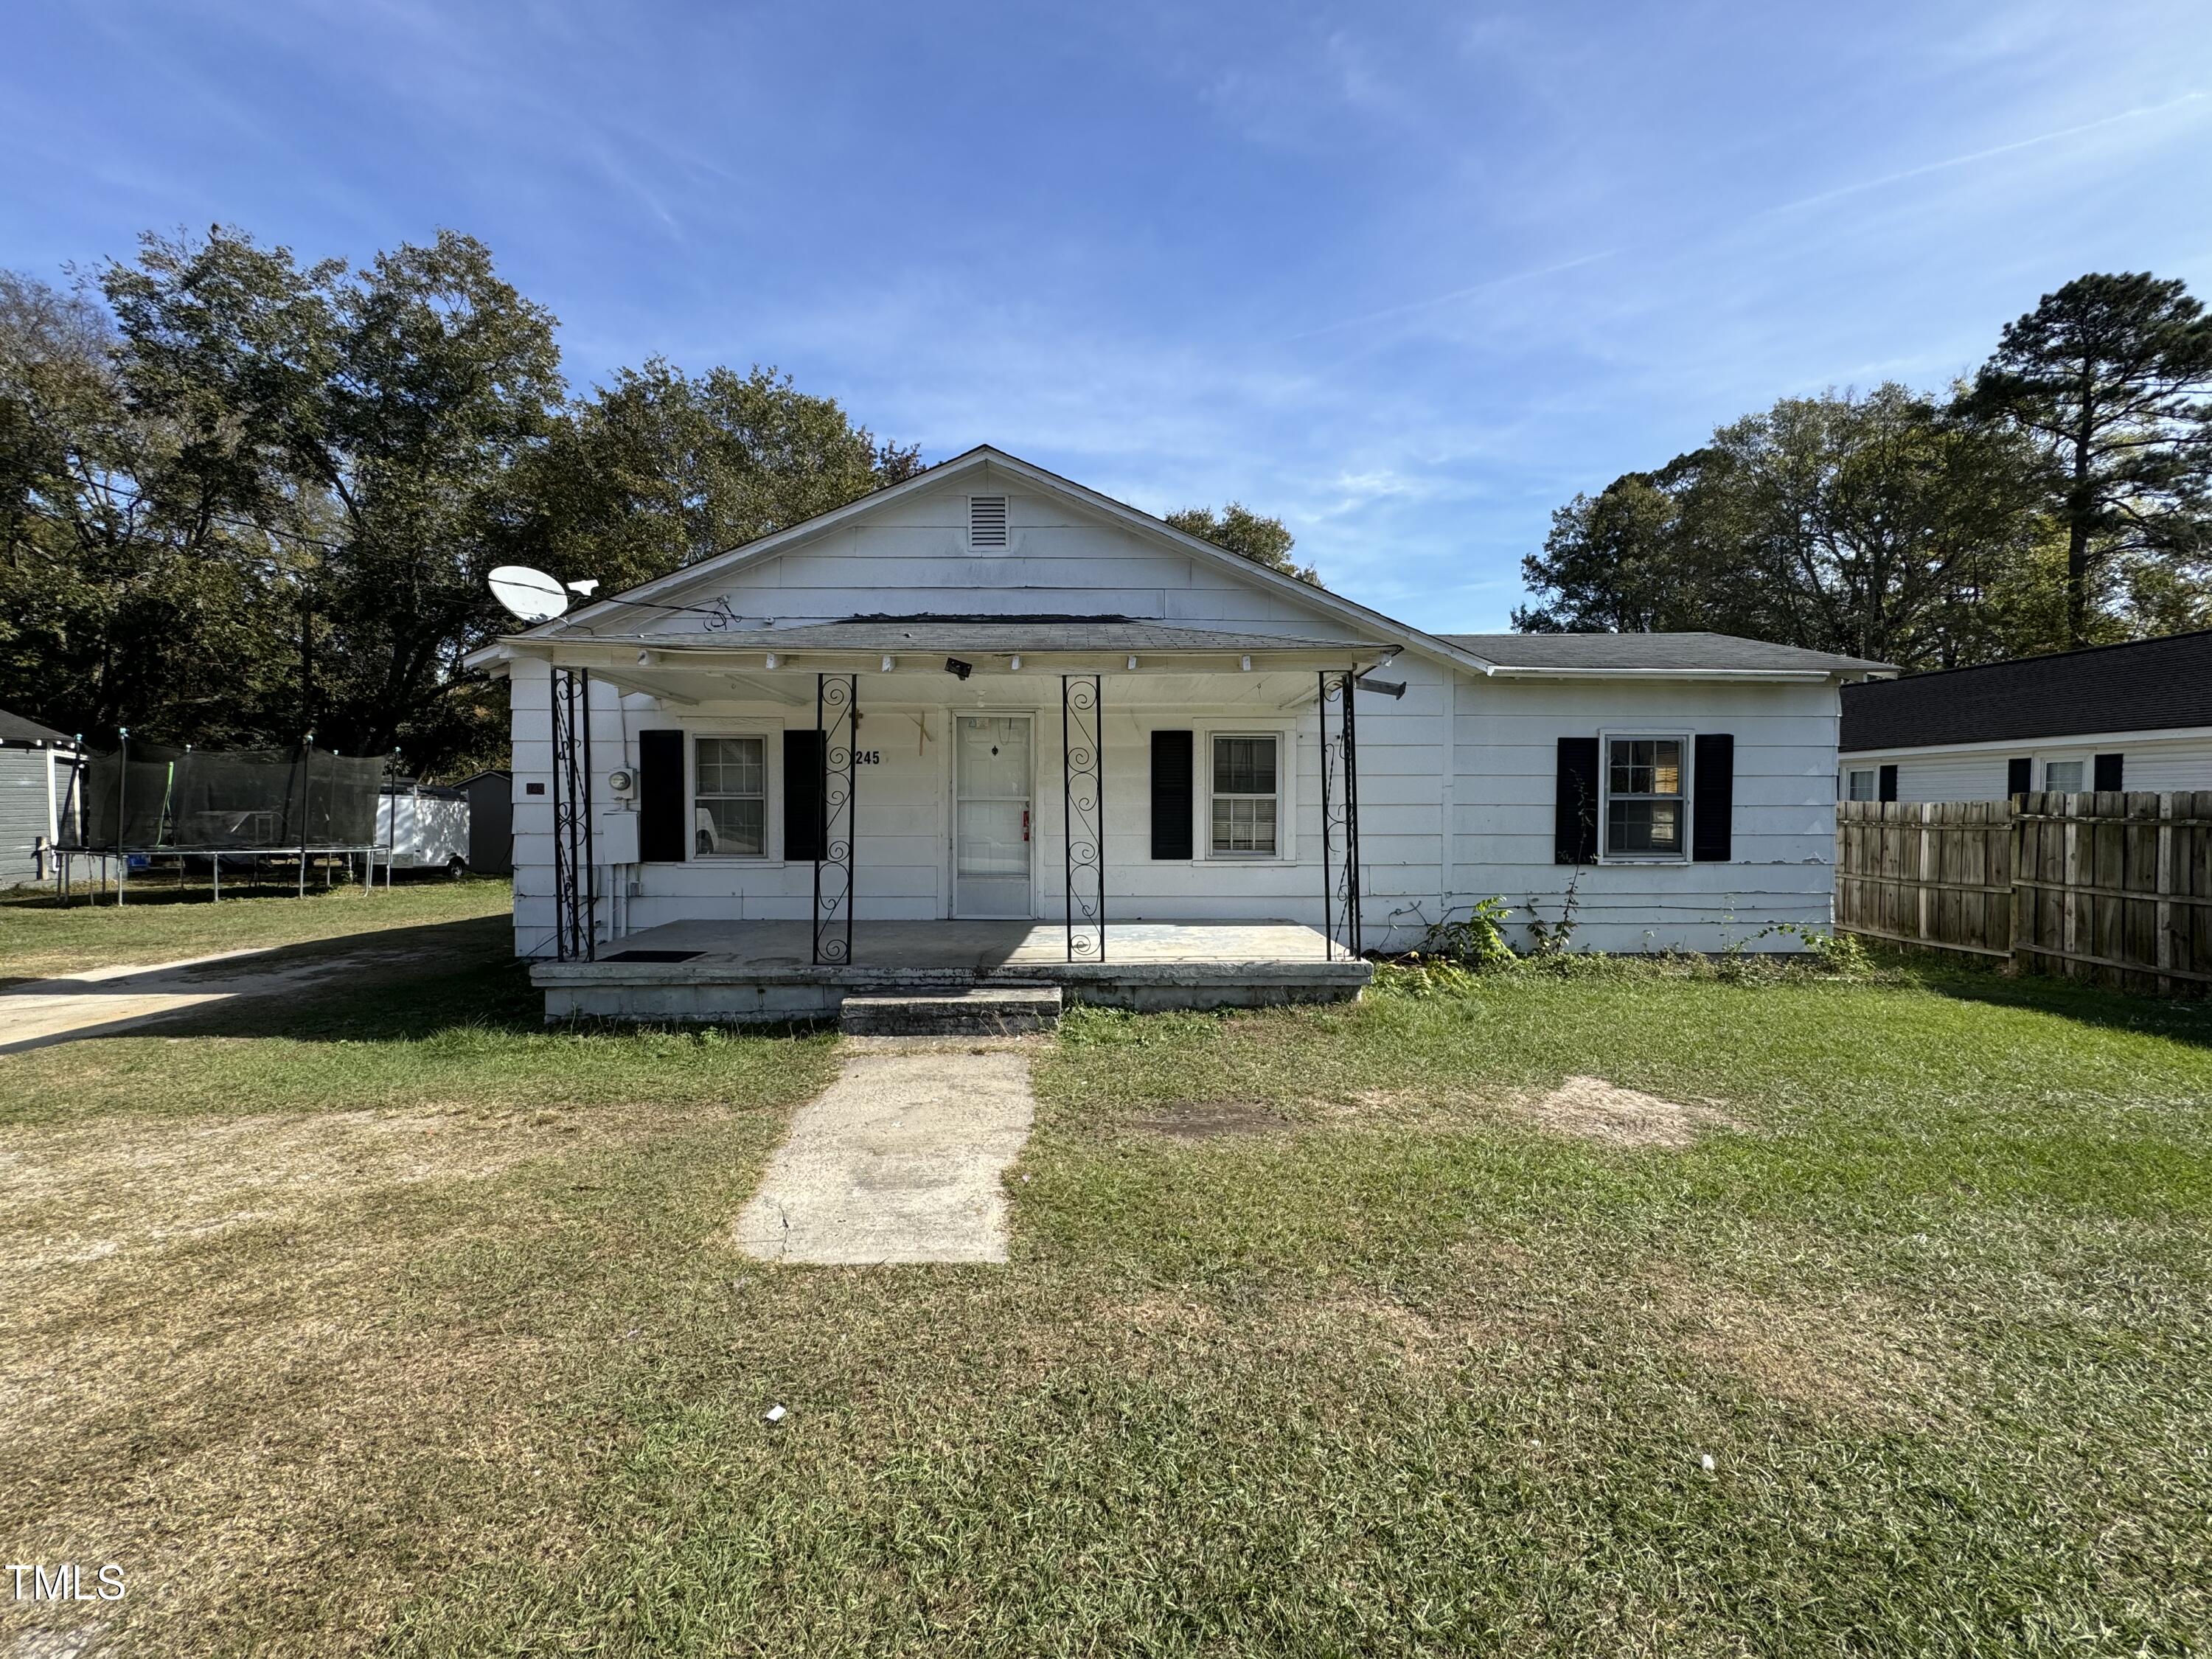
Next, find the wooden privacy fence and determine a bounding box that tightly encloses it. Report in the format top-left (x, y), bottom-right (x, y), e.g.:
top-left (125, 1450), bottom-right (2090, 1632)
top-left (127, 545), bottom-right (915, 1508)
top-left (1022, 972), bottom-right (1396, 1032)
top-left (1835, 793), bottom-right (2212, 994)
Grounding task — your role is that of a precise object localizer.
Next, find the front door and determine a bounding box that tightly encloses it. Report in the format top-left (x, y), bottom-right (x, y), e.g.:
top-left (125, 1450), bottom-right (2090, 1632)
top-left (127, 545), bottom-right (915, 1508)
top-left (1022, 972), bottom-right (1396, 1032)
top-left (954, 714), bottom-right (1032, 917)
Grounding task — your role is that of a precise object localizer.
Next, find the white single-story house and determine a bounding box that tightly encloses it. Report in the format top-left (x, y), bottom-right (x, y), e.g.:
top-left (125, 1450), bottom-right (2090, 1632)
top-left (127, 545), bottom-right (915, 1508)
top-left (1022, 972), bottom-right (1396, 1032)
top-left (1840, 630), bottom-right (2212, 804)
top-left (465, 447), bottom-right (1889, 1021)
top-left (1, 709), bottom-right (79, 888)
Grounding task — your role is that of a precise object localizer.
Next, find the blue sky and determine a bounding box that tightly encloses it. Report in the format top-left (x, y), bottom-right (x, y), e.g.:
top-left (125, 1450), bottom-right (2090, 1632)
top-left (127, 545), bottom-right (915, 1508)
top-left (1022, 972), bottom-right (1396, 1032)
top-left (6, 1), bottom-right (2209, 628)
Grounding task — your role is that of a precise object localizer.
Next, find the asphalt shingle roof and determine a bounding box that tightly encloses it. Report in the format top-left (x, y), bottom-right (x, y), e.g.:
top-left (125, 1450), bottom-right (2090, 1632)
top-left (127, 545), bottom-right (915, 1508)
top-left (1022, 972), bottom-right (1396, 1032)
top-left (0, 707), bottom-right (71, 745)
top-left (1840, 630), bottom-right (2212, 752)
top-left (1440, 632), bottom-right (1893, 675)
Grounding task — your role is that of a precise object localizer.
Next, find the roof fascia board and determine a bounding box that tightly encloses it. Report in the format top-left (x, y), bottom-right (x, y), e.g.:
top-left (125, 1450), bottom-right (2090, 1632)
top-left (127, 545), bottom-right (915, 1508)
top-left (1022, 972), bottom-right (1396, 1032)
top-left (1480, 665), bottom-right (1839, 683)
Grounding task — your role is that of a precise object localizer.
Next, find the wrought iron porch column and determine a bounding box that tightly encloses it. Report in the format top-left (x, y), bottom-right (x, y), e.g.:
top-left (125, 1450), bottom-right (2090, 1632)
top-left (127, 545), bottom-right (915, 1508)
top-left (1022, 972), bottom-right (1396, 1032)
top-left (813, 672), bottom-right (857, 964)
top-left (1063, 672), bottom-right (1104, 961)
top-left (1318, 668), bottom-right (1363, 960)
top-left (550, 665), bottom-right (597, 962)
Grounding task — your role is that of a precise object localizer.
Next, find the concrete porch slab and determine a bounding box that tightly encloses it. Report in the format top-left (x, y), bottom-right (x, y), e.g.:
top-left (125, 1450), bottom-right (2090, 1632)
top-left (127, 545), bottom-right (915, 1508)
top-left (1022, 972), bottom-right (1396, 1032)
top-left (532, 918), bottom-right (1371, 1024)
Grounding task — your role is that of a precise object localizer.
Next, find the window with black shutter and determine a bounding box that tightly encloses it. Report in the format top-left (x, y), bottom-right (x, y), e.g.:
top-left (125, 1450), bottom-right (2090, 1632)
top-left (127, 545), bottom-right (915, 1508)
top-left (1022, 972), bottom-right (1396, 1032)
top-left (784, 728), bottom-right (826, 861)
top-left (637, 729), bottom-right (686, 862)
top-left (1878, 764), bottom-right (1899, 802)
top-left (1554, 737), bottom-right (1599, 864)
top-left (1150, 730), bottom-right (1194, 859)
top-left (2007, 757), bottom-right (2032, 798)
top-left (1692, 734), bottom-right (1733, 861)
top-left (2093, 752), bottom-right (2124, 792)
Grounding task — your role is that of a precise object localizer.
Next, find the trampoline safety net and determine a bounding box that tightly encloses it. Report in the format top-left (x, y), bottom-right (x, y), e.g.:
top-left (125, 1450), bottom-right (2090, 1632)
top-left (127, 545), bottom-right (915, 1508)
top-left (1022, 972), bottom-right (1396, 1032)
top-left (74, 744), bottom-right (386, 852)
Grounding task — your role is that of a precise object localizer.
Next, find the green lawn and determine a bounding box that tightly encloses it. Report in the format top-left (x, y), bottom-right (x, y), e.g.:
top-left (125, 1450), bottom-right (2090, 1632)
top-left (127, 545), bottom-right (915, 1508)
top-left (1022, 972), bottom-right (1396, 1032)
top-left (0, 872), bottom-right (514, 985)
top-left (2, 926), bottom-right (2208, 1656)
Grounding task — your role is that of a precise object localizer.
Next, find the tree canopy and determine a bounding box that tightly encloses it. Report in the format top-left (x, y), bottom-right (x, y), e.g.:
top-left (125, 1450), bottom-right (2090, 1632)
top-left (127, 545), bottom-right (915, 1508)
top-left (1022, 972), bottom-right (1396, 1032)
top-left (1166, 501), bottom-right (1320, 585)
top-left (0, 226), bottom-right (922, 773)
top-left (1519, 272), bottom-right (2212, 666)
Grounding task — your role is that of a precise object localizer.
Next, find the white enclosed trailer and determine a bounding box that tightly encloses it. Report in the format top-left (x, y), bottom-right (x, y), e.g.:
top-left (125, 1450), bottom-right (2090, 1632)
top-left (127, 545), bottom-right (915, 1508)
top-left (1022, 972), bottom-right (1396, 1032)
top-left (375, 782), bottom-right (472, 875)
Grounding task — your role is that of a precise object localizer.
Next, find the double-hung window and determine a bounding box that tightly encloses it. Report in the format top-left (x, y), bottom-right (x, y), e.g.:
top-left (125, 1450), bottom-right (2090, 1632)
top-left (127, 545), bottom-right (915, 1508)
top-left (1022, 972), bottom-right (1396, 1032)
top-left (1211, 735), bottom-right (1279, 856)
top-left (2043, 759), bottom-right (2084, 792)
top-left (695, 735), bottom-right (767, 857)
top-left (1604, 735), bottom-right (1686, 858)
top-left (1845, 768), bottom-right (1877, 801)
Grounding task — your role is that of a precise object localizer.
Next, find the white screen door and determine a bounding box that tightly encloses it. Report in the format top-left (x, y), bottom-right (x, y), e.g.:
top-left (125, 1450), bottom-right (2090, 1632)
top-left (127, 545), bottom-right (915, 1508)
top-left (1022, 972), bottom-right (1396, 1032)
top-left (955, 715), bottom-right (1032, 917)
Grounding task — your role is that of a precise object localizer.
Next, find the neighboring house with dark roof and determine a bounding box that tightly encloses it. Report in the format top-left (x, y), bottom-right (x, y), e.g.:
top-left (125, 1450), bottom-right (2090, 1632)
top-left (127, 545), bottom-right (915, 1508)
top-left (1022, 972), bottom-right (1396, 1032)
top-left (1838, 631), bottom-right (2212, 804)
top-left (0, 708), bottom-right (79, 888)
top-left (465, 446), bottom-right (1891, 1014)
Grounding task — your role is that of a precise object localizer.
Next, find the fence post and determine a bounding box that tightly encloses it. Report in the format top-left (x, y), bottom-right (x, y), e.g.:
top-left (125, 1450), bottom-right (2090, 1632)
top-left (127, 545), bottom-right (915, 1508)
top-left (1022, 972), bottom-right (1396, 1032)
top-left (2156, 793), bottom-right (2174, 996)
top-left (1917, 802), bottom-right (1933, 946)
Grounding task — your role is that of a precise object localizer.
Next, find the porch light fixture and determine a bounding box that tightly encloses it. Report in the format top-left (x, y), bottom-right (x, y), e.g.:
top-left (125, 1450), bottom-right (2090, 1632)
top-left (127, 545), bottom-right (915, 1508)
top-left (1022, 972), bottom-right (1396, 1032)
top-left (765, 653), bottom-right (779, 669)
top-left (880, 655), bottom-right (894, 672)
top-left (1126, 655), bottom-right (1138, 671)
top-left (945, 657), bottom-right (973, 681)
top-left (1240, 655), bottom-right (1252, 672)
top-left (636, 649), bottom-right (653, 666)
top-left (1009, 654), bottom-right (1023, 671)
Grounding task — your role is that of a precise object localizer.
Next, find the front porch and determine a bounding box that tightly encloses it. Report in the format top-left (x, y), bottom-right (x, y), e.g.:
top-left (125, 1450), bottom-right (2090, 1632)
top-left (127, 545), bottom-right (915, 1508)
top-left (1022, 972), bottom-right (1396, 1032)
top-left (533, 917), bottom-right (1371, 1023)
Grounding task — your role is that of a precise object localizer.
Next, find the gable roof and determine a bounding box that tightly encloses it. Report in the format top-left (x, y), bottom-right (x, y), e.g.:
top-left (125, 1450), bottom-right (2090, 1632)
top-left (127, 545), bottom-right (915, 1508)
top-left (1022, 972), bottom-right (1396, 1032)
top-left (461, 447), bottom-right (1888, 685)
top-left (467, 445), bottom-right (1482, 674)
top-left (1840, 630), bottom-right (2212, 752)
top-left (1441, 632), bottom-right (1893, 677)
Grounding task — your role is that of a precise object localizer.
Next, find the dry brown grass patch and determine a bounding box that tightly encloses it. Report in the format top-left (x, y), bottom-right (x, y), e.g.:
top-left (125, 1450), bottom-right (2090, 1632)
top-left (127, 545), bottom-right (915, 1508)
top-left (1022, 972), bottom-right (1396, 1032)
top-left (1513, 1075), bottom-right (1744, 1149)
top-left (0, 1101), bottom-right (702, 1657)
top-left (1135, 1101), bottom-right (1293, 1140)
top-left (1633, 1267), bottom-right (1946, 1421)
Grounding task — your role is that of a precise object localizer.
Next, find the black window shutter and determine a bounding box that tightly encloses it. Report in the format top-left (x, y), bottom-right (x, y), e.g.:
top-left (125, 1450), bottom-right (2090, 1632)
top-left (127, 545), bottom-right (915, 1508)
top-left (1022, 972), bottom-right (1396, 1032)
top-left (1692, 733), bottom-right (1733, 862)
top-left (785, 728), bottom-right (826, 861)
top-left (2007, 757), bottom-right (2032, 798)
top-left (638, 729), bottom-right (686, 862)
top-left (1150, 730), bottom-right (1194, 860)
top-left (1878, 764), bottom-right (1899, 803)
top-left (2093, 752), bottom-right (2124, 792)
top-left (1554, 737), bottom-right (1599, 864)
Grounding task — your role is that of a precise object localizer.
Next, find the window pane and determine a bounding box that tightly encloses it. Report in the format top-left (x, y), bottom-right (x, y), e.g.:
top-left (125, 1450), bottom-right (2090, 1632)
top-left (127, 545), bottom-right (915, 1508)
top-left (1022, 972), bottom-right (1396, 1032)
top-left (1214, 736), bottom-right (1276, 796)
top-left (1651, 740), bottom-right (1681, 796)
top-left (1210, 795), bottom-right (1279, 855)
top-left (697, 736), bottom-right (764, 796)
top-left (695, 797), bottom-right (765, 857)
top-left (1606, 799), bottom-right (1682, 855)
top-left (2045, 760), bottom-right (2084, 792)
top-left (1847, 770), bottom-right (1875, 801)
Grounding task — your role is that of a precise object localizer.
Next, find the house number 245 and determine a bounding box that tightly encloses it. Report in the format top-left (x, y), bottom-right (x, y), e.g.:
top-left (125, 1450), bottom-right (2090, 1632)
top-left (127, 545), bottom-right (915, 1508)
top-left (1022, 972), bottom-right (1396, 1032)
top-left (852, 750), bottom-right (883, 765)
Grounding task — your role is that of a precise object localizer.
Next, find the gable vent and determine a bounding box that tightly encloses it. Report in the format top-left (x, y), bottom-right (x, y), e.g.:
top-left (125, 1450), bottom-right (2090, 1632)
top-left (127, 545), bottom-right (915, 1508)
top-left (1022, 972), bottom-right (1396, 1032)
top-left (969, 494), bottom-right (1009, 548)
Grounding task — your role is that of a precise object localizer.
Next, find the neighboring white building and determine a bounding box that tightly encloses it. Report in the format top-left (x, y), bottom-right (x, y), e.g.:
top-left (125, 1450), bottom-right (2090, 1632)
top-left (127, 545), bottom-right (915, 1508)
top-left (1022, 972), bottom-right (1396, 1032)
top-left (465, 448), bottom-right (1888, 1020)
top-left (1839, 631), bottom-right (2212, 804)
top-left (0, 709), bottom-right (77, 888)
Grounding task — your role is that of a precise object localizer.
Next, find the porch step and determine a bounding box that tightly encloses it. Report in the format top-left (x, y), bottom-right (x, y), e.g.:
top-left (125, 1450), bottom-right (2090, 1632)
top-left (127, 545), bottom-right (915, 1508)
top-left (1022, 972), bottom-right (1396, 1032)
top-left (838, 985), bottom-right (1063, 1037)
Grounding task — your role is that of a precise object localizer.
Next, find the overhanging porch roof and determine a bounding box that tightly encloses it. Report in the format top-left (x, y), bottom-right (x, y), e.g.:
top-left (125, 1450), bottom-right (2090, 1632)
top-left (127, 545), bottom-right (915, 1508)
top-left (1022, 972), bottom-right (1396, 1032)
top-left (481, 616), bottom-right (1397, 681)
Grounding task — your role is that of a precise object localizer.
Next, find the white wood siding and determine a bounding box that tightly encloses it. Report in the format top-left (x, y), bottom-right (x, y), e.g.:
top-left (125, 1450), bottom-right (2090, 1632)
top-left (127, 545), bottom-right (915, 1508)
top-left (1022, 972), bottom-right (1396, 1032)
top-left (1843, 733), bottom-right (2212, 802)
top-left (503, 462), bottom-right (1848, 959)
top-left (1452, 678), bottom-right (1841, 953)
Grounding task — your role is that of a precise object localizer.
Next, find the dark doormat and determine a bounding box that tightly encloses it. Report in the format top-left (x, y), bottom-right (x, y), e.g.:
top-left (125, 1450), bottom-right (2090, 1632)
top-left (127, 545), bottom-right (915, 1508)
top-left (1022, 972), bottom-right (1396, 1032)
top-left (602, 949), bottom-right (704, 963)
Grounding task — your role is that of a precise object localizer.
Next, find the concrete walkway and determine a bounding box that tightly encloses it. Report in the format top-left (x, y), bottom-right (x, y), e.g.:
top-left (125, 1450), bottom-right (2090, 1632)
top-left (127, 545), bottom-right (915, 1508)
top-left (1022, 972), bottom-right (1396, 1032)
top-left (735, 1043), bottom-right (1037, 1265)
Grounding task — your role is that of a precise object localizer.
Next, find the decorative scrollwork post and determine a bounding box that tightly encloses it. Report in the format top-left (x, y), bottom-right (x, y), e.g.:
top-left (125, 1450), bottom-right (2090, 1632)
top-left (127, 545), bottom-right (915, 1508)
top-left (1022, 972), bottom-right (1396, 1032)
top-left (813, 672), bottom-right (857, 965)
top-left (550, 665), bottom-right (597, 962)
top-left (1063, 672), bottom-right (1105, 961)
top-left (1318, 669), bottom-right (1363, 960)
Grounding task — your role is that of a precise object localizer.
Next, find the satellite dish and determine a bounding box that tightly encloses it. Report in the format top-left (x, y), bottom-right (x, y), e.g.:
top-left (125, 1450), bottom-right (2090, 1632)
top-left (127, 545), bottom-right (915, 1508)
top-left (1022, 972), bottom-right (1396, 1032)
top-left (488, 566), bottom-right (569, 624)
top-left (566, 578), bottom-right (601, 597)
